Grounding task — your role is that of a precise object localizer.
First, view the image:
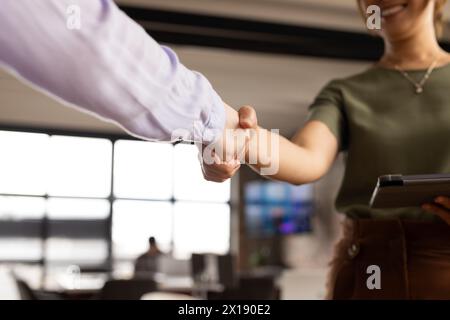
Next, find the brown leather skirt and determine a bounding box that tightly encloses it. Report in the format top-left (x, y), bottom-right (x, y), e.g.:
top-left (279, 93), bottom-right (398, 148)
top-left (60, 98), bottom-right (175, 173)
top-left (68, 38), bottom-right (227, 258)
top-left (326, 218), bottom-right (450, 299)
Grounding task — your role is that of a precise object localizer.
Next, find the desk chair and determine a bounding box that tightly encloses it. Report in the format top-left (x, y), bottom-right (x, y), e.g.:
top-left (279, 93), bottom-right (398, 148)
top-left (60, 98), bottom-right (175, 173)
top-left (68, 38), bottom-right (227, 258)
top-left (14, 278), bottom-right (37, 300)
top-left (97, 279), bottom-right (157, 300)
top-left (13, 275), bottom-right (63, 300)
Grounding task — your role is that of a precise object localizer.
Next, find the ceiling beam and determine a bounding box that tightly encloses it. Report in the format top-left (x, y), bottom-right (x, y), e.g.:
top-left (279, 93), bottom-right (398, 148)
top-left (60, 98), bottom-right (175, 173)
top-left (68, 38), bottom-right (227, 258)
top-left (119, 5), bottom-right (450, 61)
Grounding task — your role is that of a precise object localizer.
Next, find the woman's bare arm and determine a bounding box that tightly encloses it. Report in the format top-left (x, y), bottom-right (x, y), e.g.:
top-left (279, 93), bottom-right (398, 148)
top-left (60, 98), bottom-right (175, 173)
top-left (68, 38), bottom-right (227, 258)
top-left (245, 120), bottom-right (339, 185)
top-left (201, 104), bottom-right (339, 185)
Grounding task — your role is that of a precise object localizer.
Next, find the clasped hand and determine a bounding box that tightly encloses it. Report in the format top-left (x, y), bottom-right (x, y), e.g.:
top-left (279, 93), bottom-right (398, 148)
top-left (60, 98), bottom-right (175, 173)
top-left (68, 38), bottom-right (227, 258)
top-left (198, 105), bottom-right (257, 182)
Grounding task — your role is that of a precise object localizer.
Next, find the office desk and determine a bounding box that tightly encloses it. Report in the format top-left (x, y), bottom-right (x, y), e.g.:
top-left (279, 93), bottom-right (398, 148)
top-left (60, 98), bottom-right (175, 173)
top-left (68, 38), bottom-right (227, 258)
top-left (47, 274), bottom-right (226, 300)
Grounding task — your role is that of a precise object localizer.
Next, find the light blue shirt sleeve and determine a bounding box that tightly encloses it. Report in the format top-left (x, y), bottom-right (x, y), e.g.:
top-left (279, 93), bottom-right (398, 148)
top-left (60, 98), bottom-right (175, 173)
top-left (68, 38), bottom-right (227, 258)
top-left (0, 0), bottom-right (225, 143)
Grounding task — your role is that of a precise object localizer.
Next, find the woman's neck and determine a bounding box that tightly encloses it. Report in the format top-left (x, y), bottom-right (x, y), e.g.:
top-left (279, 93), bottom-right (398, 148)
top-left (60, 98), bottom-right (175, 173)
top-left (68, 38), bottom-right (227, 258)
top-left (380, 28), bottom-right (448, 69)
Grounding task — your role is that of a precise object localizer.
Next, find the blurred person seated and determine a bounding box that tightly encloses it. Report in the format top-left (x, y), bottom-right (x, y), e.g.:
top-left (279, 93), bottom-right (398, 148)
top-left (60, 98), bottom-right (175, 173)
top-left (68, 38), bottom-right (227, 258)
top-left (134, 236), bottom-right (164, 279)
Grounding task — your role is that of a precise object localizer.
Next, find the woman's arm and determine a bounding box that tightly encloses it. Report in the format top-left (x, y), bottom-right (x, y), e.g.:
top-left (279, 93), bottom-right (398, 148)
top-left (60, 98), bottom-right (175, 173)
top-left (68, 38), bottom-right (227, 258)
top-left (245, 121), bottom-right (339, 184)
top-left (201, 106), bottom-right (339, 185)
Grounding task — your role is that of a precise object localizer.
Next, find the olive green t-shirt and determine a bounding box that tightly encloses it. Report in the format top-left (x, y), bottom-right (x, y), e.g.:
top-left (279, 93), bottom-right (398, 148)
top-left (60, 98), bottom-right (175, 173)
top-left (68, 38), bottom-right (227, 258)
top-left (306, 64), bottom-right (450, 220)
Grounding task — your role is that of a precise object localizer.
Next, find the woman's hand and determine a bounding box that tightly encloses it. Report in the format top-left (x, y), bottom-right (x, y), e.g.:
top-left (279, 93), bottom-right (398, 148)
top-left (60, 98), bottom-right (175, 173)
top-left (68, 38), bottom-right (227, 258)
top-left (200, 105), bottom-right (258, 182)
top-left (422, 196), bottom-right (450, 225)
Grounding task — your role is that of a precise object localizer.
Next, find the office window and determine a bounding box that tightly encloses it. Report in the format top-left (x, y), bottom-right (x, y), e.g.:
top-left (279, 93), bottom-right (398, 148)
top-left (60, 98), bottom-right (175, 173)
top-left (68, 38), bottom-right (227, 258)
top-left (112, 141), bottom-right (231, 262)
top-left (46, 198), bottom-right (110, 266)
top-left (47, 198), bottom-right (110, 220)
top-left (0, 196), bottom-right (46, 261)
top-left (0, 132), bottom-right (112, 269)
top-left (173, 202), bottom-right (230, 259)
top-left (46, 239), bottom-right (108, 265)
top-left (174, 144), bottom-right (230, 202)
top-left (0, 131), bottom-right (49, 195)
top-left (112, 200), bottom-right (172, 259)
top-left (0, 238), bottom-right (43, 261)
top-left (0, 196), bottom-right (46, 220)
top-left (172, 144), bottom-right (231, 259)
top-left (114, 140), bottom-right (173, 200)
top-left (48, 136), bottom-right (112, 197)
top-left (0, 130), bottom-right (231, 286)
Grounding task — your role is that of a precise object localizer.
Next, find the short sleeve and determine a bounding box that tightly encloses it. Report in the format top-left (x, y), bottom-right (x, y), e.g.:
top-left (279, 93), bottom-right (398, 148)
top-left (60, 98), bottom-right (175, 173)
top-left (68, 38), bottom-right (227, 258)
top-left (305, 80), bottom-right (348, 151)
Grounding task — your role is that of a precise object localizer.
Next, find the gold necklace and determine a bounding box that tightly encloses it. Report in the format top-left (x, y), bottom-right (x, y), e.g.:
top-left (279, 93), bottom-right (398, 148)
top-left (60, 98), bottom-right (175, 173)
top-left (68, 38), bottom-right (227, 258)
top-left (394, 59), bottom-right (438, 94)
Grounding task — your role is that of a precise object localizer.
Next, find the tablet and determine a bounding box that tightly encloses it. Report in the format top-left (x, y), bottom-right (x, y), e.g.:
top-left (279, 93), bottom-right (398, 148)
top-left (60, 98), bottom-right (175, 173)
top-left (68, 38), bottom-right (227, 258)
top-left (369, 173), bottom-right (450, 208)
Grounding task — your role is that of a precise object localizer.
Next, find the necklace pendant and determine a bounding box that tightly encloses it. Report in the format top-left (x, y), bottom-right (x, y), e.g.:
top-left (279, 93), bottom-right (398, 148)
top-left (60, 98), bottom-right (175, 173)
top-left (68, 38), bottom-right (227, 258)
top-left (415, 86), bottom-right (423, 94)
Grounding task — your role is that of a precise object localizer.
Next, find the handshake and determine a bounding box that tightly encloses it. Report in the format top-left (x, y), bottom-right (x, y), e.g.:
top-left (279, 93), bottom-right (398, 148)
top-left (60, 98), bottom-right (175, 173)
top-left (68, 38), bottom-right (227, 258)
top-left (198, 105), bottom-right (258, 182)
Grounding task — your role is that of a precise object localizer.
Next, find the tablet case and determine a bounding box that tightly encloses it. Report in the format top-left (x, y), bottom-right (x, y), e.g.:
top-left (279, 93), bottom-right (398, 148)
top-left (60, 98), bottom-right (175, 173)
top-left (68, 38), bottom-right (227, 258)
top-left (369, 174), bottom-right (450, 208)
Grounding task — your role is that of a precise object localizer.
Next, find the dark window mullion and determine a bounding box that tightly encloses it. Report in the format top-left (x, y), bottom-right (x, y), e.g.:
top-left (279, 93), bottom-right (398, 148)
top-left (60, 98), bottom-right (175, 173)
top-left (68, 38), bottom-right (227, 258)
top-left (107, 140), bottom-right (117, 274)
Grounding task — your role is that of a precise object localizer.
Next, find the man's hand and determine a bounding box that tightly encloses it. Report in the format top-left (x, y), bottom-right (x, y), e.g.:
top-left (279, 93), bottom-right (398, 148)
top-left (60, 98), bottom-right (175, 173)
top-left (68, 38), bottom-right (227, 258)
top-left (200, 105), bottom-right (257, 182)
top-left (422, 196), bottom-right (450, 225)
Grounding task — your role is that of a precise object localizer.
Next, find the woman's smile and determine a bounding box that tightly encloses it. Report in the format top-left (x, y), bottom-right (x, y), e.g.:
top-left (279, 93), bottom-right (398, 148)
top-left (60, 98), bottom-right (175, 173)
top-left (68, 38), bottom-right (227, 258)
top-left (381, 3), bottom-right (408, 19)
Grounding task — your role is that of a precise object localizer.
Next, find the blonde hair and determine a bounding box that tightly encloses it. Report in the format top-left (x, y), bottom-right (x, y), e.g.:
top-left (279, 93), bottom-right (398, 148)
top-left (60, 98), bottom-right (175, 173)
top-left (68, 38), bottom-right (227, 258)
top-left (358, 0), bottom-right (448, 38)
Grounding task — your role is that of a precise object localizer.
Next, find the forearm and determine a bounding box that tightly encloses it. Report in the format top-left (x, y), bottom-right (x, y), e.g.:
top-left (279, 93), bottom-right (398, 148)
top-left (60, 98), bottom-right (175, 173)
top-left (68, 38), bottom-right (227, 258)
top-left (221, 104), bottom-right (324, 184)
top-left (246, 128), bottom-right (329, 185)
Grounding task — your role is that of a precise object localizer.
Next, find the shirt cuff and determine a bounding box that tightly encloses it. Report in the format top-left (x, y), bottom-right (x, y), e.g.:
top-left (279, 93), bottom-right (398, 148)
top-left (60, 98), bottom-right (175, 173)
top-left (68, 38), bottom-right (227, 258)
top-left (196, 87), bottom-right (226, 144)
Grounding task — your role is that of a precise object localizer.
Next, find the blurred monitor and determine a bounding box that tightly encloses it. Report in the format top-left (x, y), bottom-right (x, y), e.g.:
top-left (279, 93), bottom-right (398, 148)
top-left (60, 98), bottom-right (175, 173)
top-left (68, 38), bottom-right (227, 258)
top-left (191, 254), bottom-right (236, 288)
top-left (157, 256), bottom-right (191, 278)
top-left (245, 181), bottom-right (314, 237)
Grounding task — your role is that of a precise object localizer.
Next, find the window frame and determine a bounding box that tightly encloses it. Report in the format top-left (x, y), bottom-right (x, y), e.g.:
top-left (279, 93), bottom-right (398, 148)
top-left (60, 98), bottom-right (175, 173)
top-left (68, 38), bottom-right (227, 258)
top-left (0, 125), bottom-right (232, 287)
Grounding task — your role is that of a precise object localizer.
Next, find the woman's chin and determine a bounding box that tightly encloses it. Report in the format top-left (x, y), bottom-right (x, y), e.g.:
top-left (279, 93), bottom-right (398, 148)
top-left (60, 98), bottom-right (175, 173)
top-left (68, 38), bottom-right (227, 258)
top-left (381, 22), bottom-right (414, 41)
top-left (380, 9), bottom-right (423, 40)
